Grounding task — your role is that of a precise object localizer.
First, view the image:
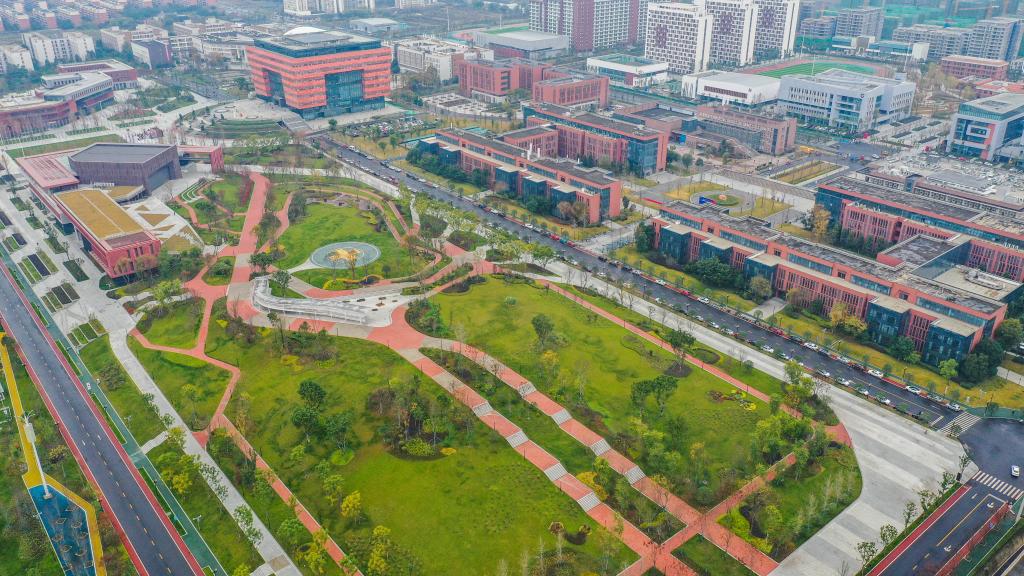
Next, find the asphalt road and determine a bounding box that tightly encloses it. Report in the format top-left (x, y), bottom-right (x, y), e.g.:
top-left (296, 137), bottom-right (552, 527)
top-left (963, 419), bottom-right (1024, 494)
top-left (0, 265), bottom-right (201, 575)
top-left (878, 486), bottom-right (1007, 576)
top-left (312, 134), bottom-right (962, 432)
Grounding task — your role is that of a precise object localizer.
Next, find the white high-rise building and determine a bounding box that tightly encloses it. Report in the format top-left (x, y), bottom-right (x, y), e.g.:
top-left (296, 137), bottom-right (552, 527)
top-left (694, 0), bottom-right (758, 67)
top-left (21, 31), bottom-right (94, 66)
top-left (395, 0), bottom-right (437, 8)
top-left (283, 0), bottom-right (375, 15)
top-left (644, 2), bottom-right (712, 74)
top-left (753, 0), bottom-right (798, 59)
top-left (1, 45), bottom-right (35, 71)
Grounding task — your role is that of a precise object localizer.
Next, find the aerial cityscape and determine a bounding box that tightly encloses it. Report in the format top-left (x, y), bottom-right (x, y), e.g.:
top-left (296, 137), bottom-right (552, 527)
top-left (3, 0), bottom-right (1024, 575)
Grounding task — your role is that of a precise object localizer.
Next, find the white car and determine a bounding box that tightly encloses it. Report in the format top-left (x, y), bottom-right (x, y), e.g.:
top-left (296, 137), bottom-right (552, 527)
top-left (867, 369), bottom-right (884, 378)
top-left (839, 378), bottom-right (853, 387)
top-left (803, 342), bottom-right (819, 351)
top-left (1013, 465), bottom-right (1021, 478)
top-left (906, 386), bottom-right (922, 395)
top-left (698, 297), bottom-right (710, 304)
top-left (950, 403), bottom-right (963, 412)
top-left (761, 345), bottom-right (774, 354)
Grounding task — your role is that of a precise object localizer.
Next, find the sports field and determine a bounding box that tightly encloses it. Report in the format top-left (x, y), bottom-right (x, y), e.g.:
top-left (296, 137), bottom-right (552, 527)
top-left (755, 62), bottom-right (877, 78)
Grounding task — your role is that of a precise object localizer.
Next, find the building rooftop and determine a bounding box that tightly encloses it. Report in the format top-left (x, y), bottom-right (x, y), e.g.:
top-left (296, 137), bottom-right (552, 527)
top-left (590, 53), bottom-right (662, 66)
top-left (70, 143), bottom-right (174, 164)
top-left (255, 29), bottom-right (380, 55)
top-left (57, 59), bottom-right (134, 72)
top-left (501, 125), bottom-right (557, 140)
top-left (783, 68), bottom-right (910, 91)
top-left (54, 188), bottom-right (144, 241)
top-left (624, 106), bottom-right (692, 121)
top-left (686, 70), bottom-right (781, 89)
top-left (527, 102), bottom-right (663, 139)
top-left (15, 152), bottom-right (80, 190)
top-left (350, 17), bottom-right (399, 26)
top-left (822, 177), bottom-right (982, 222)
top-left (942, 54), bottom-right (1009, 65)
top-left (43, 73), bottom-right (111, 99)
top-left (958, 93), bottom-right (1024, 117)
top-left (662, 201), bottom-right (777, 239)
top-left (486, 29), bottom-right (563, 42)
top-left (879, 234), bottom-right (962, 268)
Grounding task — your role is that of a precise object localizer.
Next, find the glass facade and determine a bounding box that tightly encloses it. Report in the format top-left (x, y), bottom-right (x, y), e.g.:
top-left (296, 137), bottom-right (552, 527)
top-left (922, 324), bottom-right (971, 365)
top-left (866, 301), bottom-right (906, 346)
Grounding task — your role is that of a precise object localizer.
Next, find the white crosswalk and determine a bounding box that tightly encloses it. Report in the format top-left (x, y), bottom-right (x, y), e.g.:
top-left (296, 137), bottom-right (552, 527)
top-left (973, 471), bottom-right (1024, 500)
top-left (938, 412), bottom-right (980, 436)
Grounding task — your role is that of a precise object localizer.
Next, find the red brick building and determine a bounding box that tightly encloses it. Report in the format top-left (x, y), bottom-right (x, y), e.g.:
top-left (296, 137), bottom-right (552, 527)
top-left (248, 28), bottom-right (391, 119)
top-left (532, 74), bottom-right (609, 109)
top-left (940, 55), bottom-right (1009, 80)
top-left (454, 58), bottom-right (552, 101)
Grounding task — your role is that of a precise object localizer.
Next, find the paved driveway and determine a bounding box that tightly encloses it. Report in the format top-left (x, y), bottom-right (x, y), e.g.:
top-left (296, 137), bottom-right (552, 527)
top-left (773, 392), bottom-right (968, 576)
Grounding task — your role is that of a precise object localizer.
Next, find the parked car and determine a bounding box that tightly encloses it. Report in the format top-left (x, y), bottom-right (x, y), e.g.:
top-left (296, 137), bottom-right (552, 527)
top-left (949, 403), bottom-right (963, 412)
top-left (906, 386), bottom-right (921, 395)
top-left (803, 342), bottom-right (819, 351)
top-left (867, 369), bottom-right (884, 378)
top-left (1012, 465), bottom-right (1020, 478)
top-left (839, 378), bottom-right (853, 387)
top-left (761, 345), bottom-right (775, 354)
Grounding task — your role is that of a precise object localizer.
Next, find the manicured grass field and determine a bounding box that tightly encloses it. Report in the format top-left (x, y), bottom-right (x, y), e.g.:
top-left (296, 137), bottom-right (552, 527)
top-left (128, 338), bottom-right (230, 430)
top-left (774, 311), bottom-right (1024, 409)
top-left (208, 174), bottom-right (250, 214)
top-left (200, 301), bottom-right (635, 574)
top-left (278, 203), bottom-right (428, 286)
top-left (774, 161), bottom-right (841, 185)
top-left (733, 197), bottom-right (792, 219)
top-left (80, 336), bottom-right (164, 445)
top-left (6, 134), bottom-right (124, 159)
top-left (424, 278), bottom-right (769, 491)
top-left (673, 535), bottom-right (755, 576)
top-left (755, 62), bottom-right (876, 78)
top-left (613, 245), bottom-right (760, 312)
top-left (149, 443), bottom-right (262, 574)
top-left (138, 300), bottom-right (203, 349)
top-left (664, 181), bottom-right (727, 201)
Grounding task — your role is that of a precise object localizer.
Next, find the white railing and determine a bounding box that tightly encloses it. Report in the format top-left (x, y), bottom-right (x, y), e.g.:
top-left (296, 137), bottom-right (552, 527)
top-left (251, 277), bottom-right (370, 324)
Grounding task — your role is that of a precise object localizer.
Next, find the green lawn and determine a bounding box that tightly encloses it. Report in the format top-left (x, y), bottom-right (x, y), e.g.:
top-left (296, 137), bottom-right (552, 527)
top-left (613, 245), bottom-right (760, 312)
top-left (149, 443), bottom-right (262, 574)
top-left (774, 161), bottom-right (841, 185)
top-left (720, 446), bottom-right (861, 560)
top-left (733, 197), bottom-right (793, 219)
top-left (486, 196), bottom-right (609, 240)
top-left (673, 535), bottom-right (755, 576)
top-left (208, 174), bottom-right (250, 214)
top-left (664, 181), bottom-right (727, 202)
top-left (128, 338), bottom-right (230, 431)
top-left (420, 277), bottom-right (773, 506)
top-left (199, 300), bottom-right (635, 575)
top-left (203, 257), bottom-right (235, 286)
top-left (278, 203), bottom-right (428, 287)
top-left (138, 300), bottom-right (203, 349)
top-left (756, 62), bottom-right (877, 78)
top-left (6, 134), bottom-right (124, 159)
top-left (773, 311), bottom-right (1024, 409)
top-left (80, 336), bottom-right (164, 445)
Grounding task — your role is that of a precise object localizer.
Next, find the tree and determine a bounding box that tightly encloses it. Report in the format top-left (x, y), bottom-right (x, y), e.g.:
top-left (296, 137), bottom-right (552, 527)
top-left (879, 524), bottom-right (898, 548)
top-left (634, 223), bottom-right (655, 253)
top-left (856, 540), bottom-right (878, 569)
top-left (323, 474), bottom-right (345, 505)
top-left (272, 270), bottom-right (291, 292)
top-left (166, 426), bottom-right (186, 451)
top-left (748, 276), bottom-right (773, 302)
top-left (249, 251), bottom-right (277, 275)
top-left (996, 318), bottom-right (1024, 349)
top-left (785, 287), bottom-right (809, 311)
top-left (328, 119), bottom-right (338, 132)
top-left (811, 205), bottom-right (832, 242)
top-left (902, 501), bottom-right (917, 529)
top-left (530, 243), bottom-right (556, 269)
top-left (341, 490), bottom-right (362, 520)
top-left (298, 379), bottom-right (327, 409)
top-left (665, 329), bottom-right (695, 369)
top-left (532, 314), bottom-right (555, 347)
top-left (890, 336), bottom-right (917, 362)
top-left (278, 517), bottom-right (307, 550)
top-left (939, 359), bottom-right (958, 385)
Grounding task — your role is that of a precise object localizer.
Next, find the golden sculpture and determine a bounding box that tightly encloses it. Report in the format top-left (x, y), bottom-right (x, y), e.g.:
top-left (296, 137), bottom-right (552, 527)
top-left (328, 246), bottom-right (362, 265)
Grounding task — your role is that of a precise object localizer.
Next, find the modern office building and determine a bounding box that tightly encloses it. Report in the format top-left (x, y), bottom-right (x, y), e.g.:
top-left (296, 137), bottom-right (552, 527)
top-left (613, 103), bottom-right (697, 134)
top-left (864, 40), bottom-right (931, 62)
top-left (247, 27), bottom-right (391, 118)
top-left (131, 39), bottom-right (173, 69)
top-left (22, 31), bottom-right (95, 66)
top-left (946, 93), bottom-right (1024, 161)
top-left (680, 70), bottom-right (781, 106)
top-left (69, 144), bottom-right (182, 193)
top-left (966, 17), bottom-right (1024, 62)
top-left (396, 0), bottom-right (437, 8)
top-left (835, 7), bottom-right (884, 38)
top-left (778, 69), bottom-right (916, 133)
top-left (695, 0), bottom-right (758, 66)
top-left (893, 24), bottom-right (972, 60)
top-left (798, 16), bottom-right (836, 39)
top-left (56, 60), bottom-right (138, 90)
top-left (100, 25), bottom-right (169, 53)
top-left (752, 0), bottom-right (799, 58)
top-left (652, 199), bottom-right (1020, 365)
top-left (941, 55), bottom-right (1009, 80)
top-left (644, 2), bottom-right (713, 75)
top-left (454, 58), bottom-right (552, 102)
top-left (473, 29), bottom-right (569, 60)
top-left (349, 18), bottom-right (404, 35)
top-left (0, 73), bottom-right (113, 138)
top-left (695, 104), bottom-right (797, 155)
top-left (529, 0), bottom-right (631, 52)
top-left (532, 74), bottom-right (610, 109)
top-left (283, 0), bottom-right (376, 15)
top-left (418, 128), bottom-right (623, 222)
top-left (523, 102), bottom-right (669, 175)
top-left (53, 188), bottom-right (161, 279)
top-left (586, 54), bottom-right (669, 88)
top-left (392, 37), bottom-right (493, 82)
top-left (974, 79), bottom-right (1024, 98)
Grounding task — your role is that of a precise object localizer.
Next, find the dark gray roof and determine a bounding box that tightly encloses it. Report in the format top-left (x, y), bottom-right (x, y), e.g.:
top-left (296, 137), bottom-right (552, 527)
top-left (70, 143), bottom-right (174, 164)
top-left (822, 177), bottom-right (982, 221)
top-left (880, 235), bottom-right (960, 269)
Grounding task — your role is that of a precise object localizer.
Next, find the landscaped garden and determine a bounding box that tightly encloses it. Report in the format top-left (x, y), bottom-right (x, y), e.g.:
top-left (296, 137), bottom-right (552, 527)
top-left (203, 256), bottom-right (235, 286)
top-left (137, 298), bottom-right (204, 350)
top-left (80, 336), bottom-right (165, 446)
top-left (485, 196), bottom-right (610, 241)
top-left (408, 275), bottom-right (815, 510)
top-left (195, 300), bottom-right (636, 575)
top-left (673, 535), bottom-right (756, 576)
top-left (276, 202), bottom-right (430, 290)
top-left (128, 338), bottom-right (230, 431)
